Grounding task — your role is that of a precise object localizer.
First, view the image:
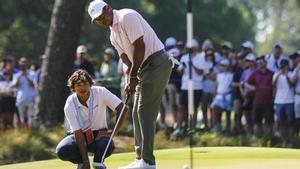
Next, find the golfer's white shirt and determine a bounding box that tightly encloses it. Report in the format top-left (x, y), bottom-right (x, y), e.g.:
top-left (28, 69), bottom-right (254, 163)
top-left (110, 9), bottom-right (164, 64)
top-left (64, 86), bottom-right (122, 132)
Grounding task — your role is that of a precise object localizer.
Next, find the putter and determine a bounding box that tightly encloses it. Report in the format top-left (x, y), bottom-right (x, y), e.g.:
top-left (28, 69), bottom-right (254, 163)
top-left (99, 95), bottom-right (130, 169)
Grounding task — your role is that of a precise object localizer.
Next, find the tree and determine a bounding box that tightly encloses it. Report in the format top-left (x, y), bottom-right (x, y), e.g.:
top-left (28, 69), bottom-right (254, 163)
top-left (35, 0), bottom-right (88, 127)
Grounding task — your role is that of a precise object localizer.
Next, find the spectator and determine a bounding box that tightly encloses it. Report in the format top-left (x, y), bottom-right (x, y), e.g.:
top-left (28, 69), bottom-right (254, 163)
top-left (74, 45), bottom-right (95, 77)
top-left (211, 59), bottom-right (233, 133)
top-left (99, 47), bottom-right (121, 97)
top-left (201, 48), bottom-right (217, 130)
top-left (246, 57), bottom-right (274, 136)
top-left (171, 39), bottom-right (204, 138)
top-left (12, 57), bottom-right (36, 128)
top-left (240, 41), bottom-right (254, 58)
top-left (266, 42), bottom-right (289, 73)
top-left (291, 51), bottom-right (300, 138)
top-left (220, 41), bottom-right (233, 60)
top-left (231, 54), bottom-right (245, 135)
top-left (165, 37), bottom-right (183, 129)
top-left (240, 53), bottom-right (256, 134)
top-left (0, 71), bottom-right (15, 130)
top-left (272, 59), bottom-right (294, 147)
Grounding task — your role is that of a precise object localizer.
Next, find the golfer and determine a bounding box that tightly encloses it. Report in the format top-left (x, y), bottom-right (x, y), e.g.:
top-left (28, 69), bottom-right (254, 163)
top-left (88, 1), bottom-right (173, 168)
top-left (56, 69), bottom-right (128, 169)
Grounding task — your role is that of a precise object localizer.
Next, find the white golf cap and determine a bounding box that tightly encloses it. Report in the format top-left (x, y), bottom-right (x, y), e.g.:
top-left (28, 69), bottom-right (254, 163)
top-left (88, 0), bottom-right (107, 23)
top-left (242, 41), bottom-right (254, 51)
top-left (76, 45), bottom-right (87, 54)
top-left (245, 53), bottom-right (256, 61)
top-left (202, 39), bottom-right (213, 50)
top-left (104, 47), bottom-right (115, 56)
top-left (220, 59), bottom-right (230, 66)
top-left (165, 37), bottom-right (177, 48)
top-left (186, 39), bottom-right (199, 48)
top-left (273, 41), bottom-right (283, 48)
top-left (222, 41), bottom-right (233, 49)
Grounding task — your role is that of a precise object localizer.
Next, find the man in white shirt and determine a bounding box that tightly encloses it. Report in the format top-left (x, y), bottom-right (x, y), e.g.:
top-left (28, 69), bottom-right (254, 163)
top-left (272, 59), bottom-right (295, 147)
top-left (170, 39), bottom-right (204, 138)
top-left (56, 70), bottom-right (128, 169)
top-left (12, 57), bottom-right (36, 128)
top-left (290, 51), bottom-right (300, 138)
top-left (266, 42), bottom-right (289, 73)
top-left (88, 1), bottom-right (172, 168)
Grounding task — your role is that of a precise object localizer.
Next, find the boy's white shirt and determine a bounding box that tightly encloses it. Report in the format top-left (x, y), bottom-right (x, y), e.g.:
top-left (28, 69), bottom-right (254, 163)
top-left (215, 72), bottom-right (233, 99)
top-left (273, 71), bottom-right (294, 104)
top-left (64, 86), bottom-right (122, 132)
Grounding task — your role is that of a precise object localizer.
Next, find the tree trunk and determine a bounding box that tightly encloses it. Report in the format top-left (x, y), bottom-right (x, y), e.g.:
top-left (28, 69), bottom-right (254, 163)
top-left (35, 0), bottom-right (87, 127)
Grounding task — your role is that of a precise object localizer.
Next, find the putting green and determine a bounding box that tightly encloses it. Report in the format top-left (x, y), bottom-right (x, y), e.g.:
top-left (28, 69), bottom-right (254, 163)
top-left (1, 147), bottom-right (300, 169)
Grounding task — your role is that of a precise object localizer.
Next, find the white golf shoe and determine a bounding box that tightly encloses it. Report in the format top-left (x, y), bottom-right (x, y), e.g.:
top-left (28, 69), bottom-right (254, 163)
top-left (118, 159), bottom-right (155, 169)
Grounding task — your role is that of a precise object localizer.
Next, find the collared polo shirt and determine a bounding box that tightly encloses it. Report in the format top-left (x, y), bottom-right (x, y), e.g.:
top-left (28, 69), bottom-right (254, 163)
top-left (64, 86), bottom-right (121, 132)
top-left (110, 9), bottom-right (164, 64)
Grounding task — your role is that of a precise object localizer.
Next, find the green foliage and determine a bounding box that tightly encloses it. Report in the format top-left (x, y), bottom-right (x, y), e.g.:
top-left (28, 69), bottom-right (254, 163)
top-left (0, 0), bottom-right (255, 64)
top-left (0, 0), bottom-right (53, 62)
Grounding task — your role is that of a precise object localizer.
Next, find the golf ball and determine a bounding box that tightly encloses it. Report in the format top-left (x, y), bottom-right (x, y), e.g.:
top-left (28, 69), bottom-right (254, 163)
top-left (182, 165), bottom-right (189, 169)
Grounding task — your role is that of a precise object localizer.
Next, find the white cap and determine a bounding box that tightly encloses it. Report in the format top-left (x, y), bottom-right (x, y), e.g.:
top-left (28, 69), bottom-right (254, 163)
top-left (202, 39), bottom-right (213, 50)
top-left (186, 39), bottom-right (199, 48)
top-left (273, 41), bottom-right (283, 48)
top-left (222, 41), bottom-right (232, 49)
top-left (76, 45), bottom-right (87, 54)
top-left (165, 37), bottom-right (177, 48)
top-left (245, 53), bottom-right (256, 61)
top-left (242, 41), bottom-right (254, 51)
top-left (220, 59), bottom-right (230, 66)
top-left (88, 0), bottom-right (107, 23)
top-left (104, 47), bottom-right (115, 56)
top-left (168, 48), bottom-right (180, 58)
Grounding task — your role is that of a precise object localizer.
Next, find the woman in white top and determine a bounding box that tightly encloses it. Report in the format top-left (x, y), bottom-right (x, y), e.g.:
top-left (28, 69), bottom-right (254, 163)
top-left (0, 71), bottom-right (15, 130)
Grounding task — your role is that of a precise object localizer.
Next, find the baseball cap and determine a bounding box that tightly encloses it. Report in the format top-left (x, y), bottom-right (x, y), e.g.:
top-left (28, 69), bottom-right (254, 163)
top-left (220, 59), bottom-right (230, 66)
top-left (273, 41), bottom-right (283, 48)
top-left (222, 41), bottom-right (232, 49)
top-left (245, 53), bottom-right (256, 61)
top-left (88, 0), bottom-right (107, 23)
top-left (186, 39), bottom-right (199, 48)
top-left (242, 41), bottom-right (254, 51)
top-left (202, 39), bottom-right (213, 51)
top-left (76, 45), bottom-right (87, 54)
top-left (104, 47), bottom-right (115, 56)
top-left (165, 37), bottom-right (177, 48)
top-left (280, 59), bottom-right (289, 68)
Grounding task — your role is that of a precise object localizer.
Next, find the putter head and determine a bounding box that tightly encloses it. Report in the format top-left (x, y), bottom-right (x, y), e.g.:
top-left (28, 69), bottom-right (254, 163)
top-left (93, 163), bottom-right (106, 169)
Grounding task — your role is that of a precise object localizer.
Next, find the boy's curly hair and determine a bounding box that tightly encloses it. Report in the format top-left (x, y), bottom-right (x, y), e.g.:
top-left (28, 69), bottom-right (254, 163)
top-left (67, 69), bottom-right (94, 92)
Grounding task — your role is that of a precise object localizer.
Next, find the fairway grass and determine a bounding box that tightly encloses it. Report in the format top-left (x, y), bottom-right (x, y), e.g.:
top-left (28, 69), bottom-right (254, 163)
top-left (1, 147), bottom-right (300, 169)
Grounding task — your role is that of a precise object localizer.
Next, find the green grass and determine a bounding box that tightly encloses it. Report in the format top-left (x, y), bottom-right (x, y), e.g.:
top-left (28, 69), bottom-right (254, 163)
top-left (1, 147), bottom-right (300, 169)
